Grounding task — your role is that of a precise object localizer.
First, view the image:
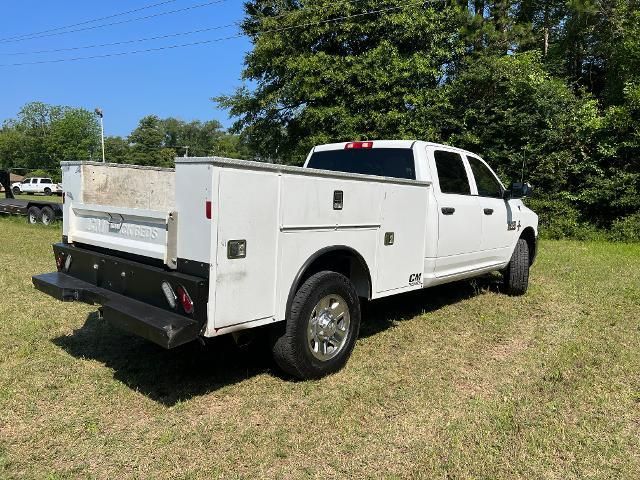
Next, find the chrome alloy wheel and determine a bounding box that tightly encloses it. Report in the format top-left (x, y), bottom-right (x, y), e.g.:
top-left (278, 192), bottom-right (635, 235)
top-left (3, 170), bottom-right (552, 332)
top-left (307, 294), bottom-right (350, 361)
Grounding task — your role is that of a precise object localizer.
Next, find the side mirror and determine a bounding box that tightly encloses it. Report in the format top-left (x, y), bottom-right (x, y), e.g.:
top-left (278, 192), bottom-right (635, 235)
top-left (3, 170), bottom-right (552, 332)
top-left (504, 182), bottom-right (533, 199)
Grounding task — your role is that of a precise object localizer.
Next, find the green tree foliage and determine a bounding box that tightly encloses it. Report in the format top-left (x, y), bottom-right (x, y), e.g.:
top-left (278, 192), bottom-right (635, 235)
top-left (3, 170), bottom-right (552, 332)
top-left (439, 52), bottom-right (600, 194)
top-left (1, 104), bottom-right (249, 170)
top-left (217, 0), bottom-right (466, 162)
top-left (115, 115), bottom-right (251, 165)
top-left (218, 0), bottom-right (640, 234)
top-left (128, 115), bottom-right (176, 167)
top-left (0, 102), bottom-right (100, 171)
top-left (103, 136), bottom-right (131, 164)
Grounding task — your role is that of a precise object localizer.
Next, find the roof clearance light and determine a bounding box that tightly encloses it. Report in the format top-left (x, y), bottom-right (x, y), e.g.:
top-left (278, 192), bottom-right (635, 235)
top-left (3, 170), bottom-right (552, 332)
top-left (345, 141), bottom-right (374, 149)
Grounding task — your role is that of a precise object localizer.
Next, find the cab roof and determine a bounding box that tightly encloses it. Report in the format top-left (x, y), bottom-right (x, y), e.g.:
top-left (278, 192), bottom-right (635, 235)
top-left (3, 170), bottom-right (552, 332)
top-left (312, 140), bottom-right (480, 159)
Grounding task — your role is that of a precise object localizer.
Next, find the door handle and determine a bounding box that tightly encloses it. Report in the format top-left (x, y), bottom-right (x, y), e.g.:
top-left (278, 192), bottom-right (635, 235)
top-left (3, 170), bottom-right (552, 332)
top-left (484, 208), bottom-right (494, 215)
top-left (441, 207), bottom-right (455, 215)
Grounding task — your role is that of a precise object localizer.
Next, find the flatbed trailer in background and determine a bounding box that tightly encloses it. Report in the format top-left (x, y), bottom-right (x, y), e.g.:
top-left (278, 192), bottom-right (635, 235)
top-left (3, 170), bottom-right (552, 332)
top-left (0, 171), bottom-right (63, 224)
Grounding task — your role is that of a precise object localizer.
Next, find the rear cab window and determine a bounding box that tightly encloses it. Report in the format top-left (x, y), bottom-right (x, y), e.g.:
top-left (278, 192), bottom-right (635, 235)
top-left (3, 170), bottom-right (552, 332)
top-left (433, 150), bottom-right (471, 195)
top-left (307, 148), bottom-right (416, 180)
top-left (40, 178), bottom-right (52, 184)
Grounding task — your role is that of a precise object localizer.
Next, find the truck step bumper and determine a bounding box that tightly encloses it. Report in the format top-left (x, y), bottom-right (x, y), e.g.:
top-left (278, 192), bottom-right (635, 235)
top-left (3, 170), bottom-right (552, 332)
top-left (33, 272), bottom-right (200, 349)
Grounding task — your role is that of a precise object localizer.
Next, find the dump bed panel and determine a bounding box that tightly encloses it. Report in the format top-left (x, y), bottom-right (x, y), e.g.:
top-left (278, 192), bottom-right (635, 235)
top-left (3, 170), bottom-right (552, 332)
top-left (62, 163), bottom-right (177, 266)
top-left (81, 164), bottom-right (174, 210)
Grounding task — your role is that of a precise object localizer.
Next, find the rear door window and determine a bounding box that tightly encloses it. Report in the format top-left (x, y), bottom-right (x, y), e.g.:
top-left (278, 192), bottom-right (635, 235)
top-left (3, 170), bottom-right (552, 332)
top-left (40, 179), bottom-right (52, 184)
top-left (433, 150), bottom-right (471, 195)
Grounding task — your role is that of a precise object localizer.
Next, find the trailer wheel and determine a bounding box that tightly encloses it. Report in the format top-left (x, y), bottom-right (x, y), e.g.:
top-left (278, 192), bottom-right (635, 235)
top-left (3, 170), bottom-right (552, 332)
top-left (272, 271), bottom-right (361, 379)
top-left (27, 206), bottom-right (41, 224)
top-left (40, 206), bottom-right (55, 225)
top-left (12, 187), bottom-right (20, 195)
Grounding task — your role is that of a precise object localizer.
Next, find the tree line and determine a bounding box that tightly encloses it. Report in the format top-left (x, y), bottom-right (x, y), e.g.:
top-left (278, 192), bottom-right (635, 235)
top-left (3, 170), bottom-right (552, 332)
top-left (216, 0), bottom-right (639, 241)
top-left (0, 101), bottom-right (250, 176)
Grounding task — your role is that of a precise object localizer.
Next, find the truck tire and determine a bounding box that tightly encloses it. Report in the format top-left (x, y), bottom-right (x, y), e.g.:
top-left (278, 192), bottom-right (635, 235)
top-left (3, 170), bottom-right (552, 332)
top-left (27, 206), bottom-right (41, 225)
top-left (273, 271), bottom-right (361, 379)
top-left (40, 206), bottom-right (55, 225)
top-left (503, 238), bottom-right (530, 296)
top-left (44, 187), bottom-right (52, 196)
top-left (12, 187), bottom-right (20, 195)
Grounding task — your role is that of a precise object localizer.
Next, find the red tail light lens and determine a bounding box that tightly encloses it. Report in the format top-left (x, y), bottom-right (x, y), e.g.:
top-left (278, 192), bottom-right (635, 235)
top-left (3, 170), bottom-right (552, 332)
top-left (176, 285), bottom-right (194, 314)
top-left (345, 141), bottom-right (373, 149)
top-left (205, 201), bottom-right (212, 219)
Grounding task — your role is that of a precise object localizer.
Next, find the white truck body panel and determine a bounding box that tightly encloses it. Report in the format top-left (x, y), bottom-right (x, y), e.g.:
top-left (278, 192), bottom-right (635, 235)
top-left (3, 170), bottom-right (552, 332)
top-left (198, 158), bottom-right (431, 334)
top-left (59, 140), bottom-right (538, 339)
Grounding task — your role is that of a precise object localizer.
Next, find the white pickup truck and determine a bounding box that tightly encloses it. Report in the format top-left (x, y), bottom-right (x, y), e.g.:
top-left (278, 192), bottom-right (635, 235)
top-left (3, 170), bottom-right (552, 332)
top-left (33, 140), bottom-right (538, 379)
top-left (12, 177), bottom-right (63, 196)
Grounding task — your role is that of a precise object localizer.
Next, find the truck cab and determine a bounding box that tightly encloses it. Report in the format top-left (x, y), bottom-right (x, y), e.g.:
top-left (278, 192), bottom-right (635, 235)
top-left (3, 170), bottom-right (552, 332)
top-left (304, 140), bottom-right (538, 284)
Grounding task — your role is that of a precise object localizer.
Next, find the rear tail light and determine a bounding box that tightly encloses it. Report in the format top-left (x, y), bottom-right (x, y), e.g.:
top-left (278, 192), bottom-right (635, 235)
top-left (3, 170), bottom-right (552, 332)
top-left (161, 281), bottom-right (177, 309)
top-left (56, 254), bottom-right (65, 271)
top-left (176, 285), bottom-right (194, 314)
top-left (205, 201), bottom-right (212, 220)
top-left (345, 141), bottom-right (373, 149)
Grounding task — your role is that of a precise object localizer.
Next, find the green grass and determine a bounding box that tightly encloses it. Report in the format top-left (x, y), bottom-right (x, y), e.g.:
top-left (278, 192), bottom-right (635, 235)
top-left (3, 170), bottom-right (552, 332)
top-left (0, 218), bottom-right (638, 479)
top-left (13, 193), bottom-right (63, 204)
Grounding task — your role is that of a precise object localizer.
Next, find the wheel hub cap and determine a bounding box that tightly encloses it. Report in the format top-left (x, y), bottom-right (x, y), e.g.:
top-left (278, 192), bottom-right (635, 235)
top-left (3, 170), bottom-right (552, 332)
top-left (307, 295), bottom-right (350, 361)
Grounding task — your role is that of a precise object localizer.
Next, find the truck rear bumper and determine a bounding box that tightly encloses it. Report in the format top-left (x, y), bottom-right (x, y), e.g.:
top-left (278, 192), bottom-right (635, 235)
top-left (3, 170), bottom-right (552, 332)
top-left (33, 271), bottom-right (201, 349)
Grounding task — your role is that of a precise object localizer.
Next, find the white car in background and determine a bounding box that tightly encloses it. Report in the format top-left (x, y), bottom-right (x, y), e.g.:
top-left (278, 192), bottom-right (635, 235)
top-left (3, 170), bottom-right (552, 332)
top-left (11, 177), bottom-right (62, 196)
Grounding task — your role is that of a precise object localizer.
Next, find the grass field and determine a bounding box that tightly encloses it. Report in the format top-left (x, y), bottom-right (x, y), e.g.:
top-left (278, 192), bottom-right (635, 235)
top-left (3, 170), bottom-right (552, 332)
top-left (14, 193), bottom-right (63, 204)
top-left (0, 218), bottom-right (638, 479)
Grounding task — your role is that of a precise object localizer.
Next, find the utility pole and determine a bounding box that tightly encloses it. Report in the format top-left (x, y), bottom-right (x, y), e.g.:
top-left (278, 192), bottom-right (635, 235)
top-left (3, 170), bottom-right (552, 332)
top-left (94, 108), bottom-right (105, 163)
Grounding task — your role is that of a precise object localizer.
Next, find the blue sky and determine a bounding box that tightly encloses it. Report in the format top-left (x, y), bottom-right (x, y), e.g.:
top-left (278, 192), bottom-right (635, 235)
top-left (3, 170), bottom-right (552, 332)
top-left (0, 0), bottom-right (251, 137)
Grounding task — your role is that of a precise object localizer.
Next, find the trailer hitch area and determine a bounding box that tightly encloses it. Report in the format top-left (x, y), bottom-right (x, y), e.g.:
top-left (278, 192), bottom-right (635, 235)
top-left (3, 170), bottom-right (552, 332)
top-left (62, 289), bottom-right (81, 302)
